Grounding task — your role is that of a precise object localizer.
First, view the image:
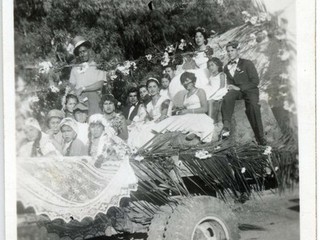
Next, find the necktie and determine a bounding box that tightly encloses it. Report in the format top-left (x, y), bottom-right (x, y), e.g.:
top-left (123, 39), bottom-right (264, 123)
top-left (230, 60), bottom-right (237, 65)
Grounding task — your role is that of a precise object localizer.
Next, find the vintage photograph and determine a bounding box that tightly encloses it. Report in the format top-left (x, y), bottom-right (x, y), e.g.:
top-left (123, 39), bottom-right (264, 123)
top-left (7, 0), bottom-right (307, 239)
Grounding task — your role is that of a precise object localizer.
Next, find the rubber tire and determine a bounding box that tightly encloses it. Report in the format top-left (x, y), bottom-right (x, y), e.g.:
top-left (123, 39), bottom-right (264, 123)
top-left (151, 196), bottom-right (240, 240)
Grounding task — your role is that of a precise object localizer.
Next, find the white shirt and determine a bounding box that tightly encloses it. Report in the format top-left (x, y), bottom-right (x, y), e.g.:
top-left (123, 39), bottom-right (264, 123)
top-left (227, 58), bottom-right (239, 77)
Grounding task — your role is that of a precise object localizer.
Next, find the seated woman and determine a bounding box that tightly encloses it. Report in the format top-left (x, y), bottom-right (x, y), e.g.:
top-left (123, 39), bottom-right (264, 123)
top-left (152, 72), bottom-right (215, 143)
top-left (60, 118), bottom-right (88, 156)
top-left (127, 78), bottom-right (171, 149)
top-left (18, 118), bottom-right (60, 157)
top-left (101, 94), bottom-right (128, 141)
top-left (45, 109), bottom-right (65, 154)
top-left (87, 114), bottom-right (130, 169)
top-left (159, 74), bottom-right (171, 99)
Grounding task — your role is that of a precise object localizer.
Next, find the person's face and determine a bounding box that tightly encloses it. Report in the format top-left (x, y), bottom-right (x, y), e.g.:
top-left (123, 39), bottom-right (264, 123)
top-left (182, 78), bottom-right (194, 91)
top-left (74, 111), bottom-right (88, 123)
top-left (66, 98), bottom-right (77, 113)
top-left (128, 92), bottom-right (138, 105)
top-left (139, 87), bottom-right (149, 99)
top-left (165, 67), bottom-right (174, 79)
top-left (48, 117), bottom-right (61, 134)
top-left (61, 125), bottom-right (76, 143)
top-left (24, 126), bottom-right (40, 141)
top-left (147, 82), bottom-right (160, 96)
top-left (90, 123), bottom-right (104, 139)
top-left (103, 100), bottom-right (115, 114)
top-left (207, 61), bottom-right (219, 74)
top-left (78, 46), bottom-right (89, 63)
top-left (226, 46), bottom-right (239, 61)
top-left (195, 32), bottom-right (205, 47)
top-left (161, 78), bottom-right (170, 89)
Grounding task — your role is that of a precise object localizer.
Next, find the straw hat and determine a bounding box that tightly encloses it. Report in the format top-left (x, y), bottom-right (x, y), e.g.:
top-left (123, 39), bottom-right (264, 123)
top-left (47, 109), bottom-right (65, 121)
top-left (72, 36), bottom-right (92, 56)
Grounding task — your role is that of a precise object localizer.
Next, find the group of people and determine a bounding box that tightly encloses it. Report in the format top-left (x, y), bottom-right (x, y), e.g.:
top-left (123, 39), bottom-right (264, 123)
top-left (16, 27), bottom-right (267, 164)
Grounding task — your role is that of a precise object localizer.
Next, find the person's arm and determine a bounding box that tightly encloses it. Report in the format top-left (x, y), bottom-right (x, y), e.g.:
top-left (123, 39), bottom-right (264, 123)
top-left (179, 89), bottom-right (208, 114)
top-left (118, 115), bottom-right (129, 140)
top-left (132, 104), bottom-right (148, 124)
top-left (155, 99), bottom-right (170, 122)
top-left (76, 80), bottom-right (104, 96)
top-left (246, 60), bottom-right (259, 85)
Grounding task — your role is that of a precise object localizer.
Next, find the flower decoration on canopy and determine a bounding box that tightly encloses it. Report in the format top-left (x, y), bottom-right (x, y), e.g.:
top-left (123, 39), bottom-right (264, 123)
top-left (145, 54), bottom-right (152, 61)
top-left (39, 61), bottom-right (53, 74)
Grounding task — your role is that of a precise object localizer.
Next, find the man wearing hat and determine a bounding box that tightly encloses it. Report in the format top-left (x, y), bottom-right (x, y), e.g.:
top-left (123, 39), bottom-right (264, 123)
top-left (73, 102), bottom-right (89, 144)
top-left (221, 40), bottom-right (266, 146)
top-left (69, 36), bottom-right (106, 116)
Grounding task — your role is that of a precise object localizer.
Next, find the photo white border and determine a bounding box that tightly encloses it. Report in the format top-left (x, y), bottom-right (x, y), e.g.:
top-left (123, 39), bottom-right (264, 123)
top-left (2, 0), bottom-right (317, 239)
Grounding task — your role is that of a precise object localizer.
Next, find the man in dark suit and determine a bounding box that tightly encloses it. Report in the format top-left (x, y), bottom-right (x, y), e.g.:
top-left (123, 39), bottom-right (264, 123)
top-left (122, 87), bottom-right (141, 125)
top-left (221, 40), bottom-right (266, 145)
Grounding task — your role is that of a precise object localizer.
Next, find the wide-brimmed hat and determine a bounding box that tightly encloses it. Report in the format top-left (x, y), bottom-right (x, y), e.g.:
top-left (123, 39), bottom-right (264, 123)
top-left (73, 103), bottom-right (89, 112)
top-left (59, 118), bottom-right (78, 133)
top-left (72, 36), bottom-right (92, 56)
top-left (47, 109), bottom-right (65, 121)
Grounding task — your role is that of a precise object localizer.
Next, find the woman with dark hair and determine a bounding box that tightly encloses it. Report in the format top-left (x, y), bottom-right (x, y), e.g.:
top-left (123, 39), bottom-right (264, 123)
top-left (194, 27), bottom-right (214, 69)
top-left (138, 85), bottom-right (151, 106)
top-left (63, 94), bottom-right (79, 118)
top-left (206, 57), bottom-right (228, 122)
top-left (17, 118), bottom-right (60, 157)
top-left (100, 94), bottom-right (128, 141)
top-left (127, 78), bottom-right (171, 149)
top-left (152, 72), bottom-right (215, 143)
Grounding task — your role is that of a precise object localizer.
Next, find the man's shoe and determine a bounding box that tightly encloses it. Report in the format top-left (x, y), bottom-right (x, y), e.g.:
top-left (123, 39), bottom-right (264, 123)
top-left (220, 127), bottom-right (230, 140)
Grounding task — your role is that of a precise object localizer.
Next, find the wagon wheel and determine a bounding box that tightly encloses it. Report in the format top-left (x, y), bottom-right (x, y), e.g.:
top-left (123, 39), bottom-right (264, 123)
top-left (147, 196), bottom-right (239, 240)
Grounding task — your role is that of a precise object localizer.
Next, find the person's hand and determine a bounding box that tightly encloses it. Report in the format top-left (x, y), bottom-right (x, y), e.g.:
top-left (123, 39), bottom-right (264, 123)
top-left (228, 85), bottom-right (240, 91)
top-left (205, 46), bottom-right (214, 57)
top-left (76, 88), bottom-right (83, 96)
top-left (178, 109), bottom-right (189, 115)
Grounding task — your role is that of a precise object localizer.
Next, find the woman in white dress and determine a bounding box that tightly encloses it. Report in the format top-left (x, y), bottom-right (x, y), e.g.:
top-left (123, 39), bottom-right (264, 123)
top-left (152, 72), bottom-right (215, 143)
top-left (169, 27), bottom-right (216, 106)
top-left (127, 78), bottom-right (170, 149)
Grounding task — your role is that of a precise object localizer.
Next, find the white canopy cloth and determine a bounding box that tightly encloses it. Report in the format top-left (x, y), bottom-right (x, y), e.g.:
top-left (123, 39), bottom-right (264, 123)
top-left (17, 156), bottom-right (138, 222)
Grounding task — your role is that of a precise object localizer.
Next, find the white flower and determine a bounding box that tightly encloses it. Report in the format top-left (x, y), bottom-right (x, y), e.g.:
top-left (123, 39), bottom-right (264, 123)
top-left (66, 43), bottom-right (75, 55)
top-left (259, 12), bottom-right (268, 22)
top-left (249, 16), bottom-right (258, 25)
top-left (217, 0), bottom-right (223, 6)
top-left (110, 75), bottom-right (117, 81)
top-left (146, 54), bottom-right (152, 61)
top-left (214, 146), bottom-right (221, 150)
top-left (275, 166), bottom-right (279, 171)
top-left (49, 85), bottom-right (60, 93)
top-left (122, 69), bottom-right (130, 76)
top-left (283, 100), bottom-right (296, 113)
top-left (58, 81), bottom-right (62, 85)
top-left (134, 155), bottom-right (144, 161)
top-left (165, 45), bottom-right (175, 53)
top-left (195, 150), bottom-right (212, 159)
top-left (131, 61), bottom-right (137, 70)
top-left (278, 51), bottom-right (290, 61)
top-left (250, 33), bottom-right (256, 39)
top-left (241, 11), bottom-right (250, 16)
top-left (123, 61), bottom-right (131, 69)
top-left (262, 30), bottom-right (268, 36)
top-left (161, 52), bottom-right (170, 66)
top-left (178, 40), bottom-right (187, 50)
top-left (29, 96), bottom-right (39, 103)
top-left (279, 73), bottom-right (289, 79)
top-left (39, 61), bottom-right (53, 74)
top-left (241, 167), bottom-right (246, 173)
top-left (263, 146), bottom-right (272, 155)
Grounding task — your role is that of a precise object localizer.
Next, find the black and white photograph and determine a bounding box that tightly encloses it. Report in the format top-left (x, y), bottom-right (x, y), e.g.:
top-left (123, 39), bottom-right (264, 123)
top-left (2, 0), bottom-right (317, 239)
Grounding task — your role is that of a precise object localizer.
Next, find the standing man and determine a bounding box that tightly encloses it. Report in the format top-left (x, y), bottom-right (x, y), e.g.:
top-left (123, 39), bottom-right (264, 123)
top-left (122, 87), bottom-right (146, 126)
top-left (221, 40), bottom-right (266, 145)
top-left (69, 36), bottom-right (106, 116)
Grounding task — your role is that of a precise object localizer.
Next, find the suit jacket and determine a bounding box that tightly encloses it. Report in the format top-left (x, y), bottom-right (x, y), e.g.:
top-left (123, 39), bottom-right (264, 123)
top-left (223, 58), bottom-right (259, 91)
top-left (122, 103), bottom-right (140, 121)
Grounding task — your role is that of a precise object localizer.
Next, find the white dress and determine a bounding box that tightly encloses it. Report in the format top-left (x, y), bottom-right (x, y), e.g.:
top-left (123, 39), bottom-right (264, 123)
top-left (168, 51), bottom-right (217, 106)
top-left (206, 73), bottom-right (228, 101)
top-left (127, 95), bottom-right (170, 149)
top-left (152, 89), bottom-right (215, 143)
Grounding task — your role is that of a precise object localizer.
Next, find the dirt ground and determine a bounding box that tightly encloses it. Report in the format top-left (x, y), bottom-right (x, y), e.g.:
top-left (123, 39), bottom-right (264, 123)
top-left (235, 187), bottom-right (299, 240)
